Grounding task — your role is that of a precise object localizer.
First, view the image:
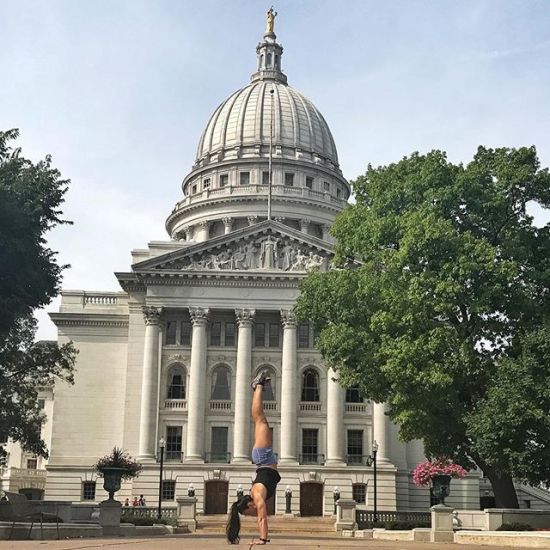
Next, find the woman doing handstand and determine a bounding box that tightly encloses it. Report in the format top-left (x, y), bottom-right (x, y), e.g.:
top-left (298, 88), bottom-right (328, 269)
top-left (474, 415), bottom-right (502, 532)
top-left (226, 371), bottom-right (281, 545)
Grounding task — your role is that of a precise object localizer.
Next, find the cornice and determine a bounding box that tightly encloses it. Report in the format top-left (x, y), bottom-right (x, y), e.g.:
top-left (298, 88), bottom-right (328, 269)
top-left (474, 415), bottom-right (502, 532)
top-left (49, 313), bottom-right (129, 328)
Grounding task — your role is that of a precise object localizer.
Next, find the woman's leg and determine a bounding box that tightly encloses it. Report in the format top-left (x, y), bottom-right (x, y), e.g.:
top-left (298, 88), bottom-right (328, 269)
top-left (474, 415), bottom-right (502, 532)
top-left (252, 384), bottom-right (272, 449)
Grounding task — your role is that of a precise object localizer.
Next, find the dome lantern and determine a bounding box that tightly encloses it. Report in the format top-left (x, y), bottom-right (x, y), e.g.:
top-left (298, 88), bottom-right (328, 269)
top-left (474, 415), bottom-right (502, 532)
top-left (251, 7), bottom-right (287, 85)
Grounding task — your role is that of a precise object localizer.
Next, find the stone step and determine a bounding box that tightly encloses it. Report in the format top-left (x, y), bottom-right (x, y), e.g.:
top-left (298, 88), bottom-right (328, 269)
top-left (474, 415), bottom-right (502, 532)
top-left (196, 514), bottom-right (336, 534)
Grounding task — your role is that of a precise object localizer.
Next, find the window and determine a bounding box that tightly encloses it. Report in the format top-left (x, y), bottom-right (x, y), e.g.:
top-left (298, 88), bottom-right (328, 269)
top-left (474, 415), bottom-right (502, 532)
top-left (255, 323), bottom-right (266, 347)
top-left (82, 481), bottom-right (96, 501)
top-left (211, 366), bottom-right (231, 400)
top-left (180, 321), bottom-right (191, 346)
top-left (203, 178), bottom-right (211, 189)
top-left (220, 174), bottom-right (229, 187)
top-left (37, 399), bottom-right (45, 410)
top-left (224, 322), bottom-right (236, 347)
top-left (162, 480), bottom-right (176, 501)
top-left (352, 483), bottom-right (366, 504)
top-left (256, 368), bottom-right (275, 401)
top-left (336, 188), bottom-right (342, 198)
top-left (323, 181), bottom-right (330, 191)
top-left (165, 321), bottom-right (177, 345)
top-left (301, 428), bottom-right (318, 464)
top-left (262, 171), bottom-right (270, 185)
top-left (301, 369), bottom-right (320, 402)
top-left (210, 427), bottom-right (229, 462)
top-left (26, 458), bottom-right (38, 469)
top-left (345, 386), bottom-right (363, 403)
top-left (266, 53), bottom-right (272, 67)
top-left (192, 184), bottom-right (197, 194)
top-left (284, 173), bottom-right (294, 186)
top-left (165, 426), bottom-right (182, 460)
top-left (167, 367), bottom-right (186, 399)
top-left (210, 322), bottom-right (222, 347)
top-left (347, 430), bottom-right (363, 464)
top-left (305, 176), bottom-right (313, 189)
top-left (298, 324), bottom-right (310, 348)
top-left (240, 172), bottom-right (250, 185)
top-left (268, 323), bottom-right (280, 348)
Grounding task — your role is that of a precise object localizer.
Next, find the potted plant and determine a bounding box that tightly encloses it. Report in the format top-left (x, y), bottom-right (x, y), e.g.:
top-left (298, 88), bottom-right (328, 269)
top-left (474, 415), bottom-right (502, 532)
top-left (412, 457), bottom-right (467, 505)
top-left (94, 447), bottom-right (142, 500)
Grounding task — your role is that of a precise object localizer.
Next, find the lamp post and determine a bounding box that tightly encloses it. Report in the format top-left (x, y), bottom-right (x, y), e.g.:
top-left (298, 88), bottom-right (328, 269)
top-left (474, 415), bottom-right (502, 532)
top-left (333, 486), bottom-right (340, 515)
top-left (188, 484), bottom-right (195, 497)
top-left (157, 437), bottom-right (165, 520)
top-left (237, 484), bottom-right (244, 499)
top-left (285, 485), bottom-right (292, 514)
top-left (366, 440), bottom-right (379, 523)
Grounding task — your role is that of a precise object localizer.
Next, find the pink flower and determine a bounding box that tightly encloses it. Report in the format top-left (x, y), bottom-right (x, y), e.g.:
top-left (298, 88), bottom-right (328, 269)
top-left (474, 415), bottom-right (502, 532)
top-left (412, 457), bottom-right (467, 487)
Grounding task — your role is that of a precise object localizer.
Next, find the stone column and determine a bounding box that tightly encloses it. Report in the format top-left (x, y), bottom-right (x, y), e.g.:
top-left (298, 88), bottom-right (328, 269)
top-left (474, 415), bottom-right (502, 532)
top-left (232, 308), bottom-right (255, 463)
top-left (183, 225), bottom-right (194, 242)
top-left (280, 309), bottom-right (298, 464)
top-left (299, 218), bottom-right (310, 234)
top-left (321, 224), bottom-right (331, 242)
top-left (373, 401), bottom-right (391, 464)
top-left (138, 306), bottom-right (161, 459)
top-left (222, 217), bottom-right (233, 234)
top-left (195, 221), bottom-right (210, 242)
top-left (185, 307), bottom-right (209, 462)
top-left (326, 368), bottom-right (345, 465)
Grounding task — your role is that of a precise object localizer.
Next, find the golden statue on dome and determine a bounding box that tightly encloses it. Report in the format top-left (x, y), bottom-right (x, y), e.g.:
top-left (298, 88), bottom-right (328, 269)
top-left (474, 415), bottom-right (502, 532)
top-left (266, 6), bottom-right (277, 34)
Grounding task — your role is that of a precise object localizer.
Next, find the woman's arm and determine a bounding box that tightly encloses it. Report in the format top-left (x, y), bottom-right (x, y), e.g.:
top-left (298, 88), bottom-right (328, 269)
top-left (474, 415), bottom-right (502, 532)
top-left (251, 486), bottom-right (269, 544)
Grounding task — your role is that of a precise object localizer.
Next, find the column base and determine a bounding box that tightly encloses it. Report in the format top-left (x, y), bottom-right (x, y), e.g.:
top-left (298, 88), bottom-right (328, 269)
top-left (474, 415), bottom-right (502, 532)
top-left (184, 457), bottom-right (205, 465)
top-left (231, 457), bottom-right (252, 465)
top-left (137, 454), bottom-right (157, 462)
top-left (325, 459), bottom-right (346, 467)
top-left (278, 458), bottom-right (299, 466)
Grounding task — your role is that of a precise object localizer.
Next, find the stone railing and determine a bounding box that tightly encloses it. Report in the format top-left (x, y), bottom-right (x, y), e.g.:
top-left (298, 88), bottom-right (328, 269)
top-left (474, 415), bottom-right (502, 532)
top-left (83, 295), bottom-right (119, 306)
top-left (164, 399), bottom-right (187, 410)
top-left (264, 402), bottom-right (277, 411)
top-left (356, 509), bottom-right (431, 528)
top-left (345, 403), bottom-right (367, 414)
top-left (121, 506), bottom-right (177, 520)
top-left (7, 467), bottom-right (47, 479)
top-left (300, 402), bottom-right (322, 412)
top-left (210, 400), bottom-right (232, 411)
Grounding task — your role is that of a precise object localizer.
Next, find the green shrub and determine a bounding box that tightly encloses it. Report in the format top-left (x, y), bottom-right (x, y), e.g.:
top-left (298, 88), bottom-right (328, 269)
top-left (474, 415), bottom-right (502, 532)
top-left (122, 516), bottom-right (176, 526)
top-left (385, 520), bottom-right (431, 530)
top-left (496, 522), bottom-right (534, 531)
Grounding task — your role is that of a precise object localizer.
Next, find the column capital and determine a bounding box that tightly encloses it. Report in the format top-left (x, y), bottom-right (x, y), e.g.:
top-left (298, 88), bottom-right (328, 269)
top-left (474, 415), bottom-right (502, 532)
top-left (280, 309), bottom-right (297, 329)
top-left (235, 308), bottom-right (256, 327)
top-left (222, 216), bottom-right (233, 228)
top-left (189, 307), bottom-right (209, 326)
top-left (142, 306), bottom-right (162, 326)
top-left (274, 216), bottom-right (285, 223)
top-left (197, 220), bottom-right (209, 229)
top-left (247, 215), bottom-right (258, 226)
top-left (299, 218), bottom-right (310, 232)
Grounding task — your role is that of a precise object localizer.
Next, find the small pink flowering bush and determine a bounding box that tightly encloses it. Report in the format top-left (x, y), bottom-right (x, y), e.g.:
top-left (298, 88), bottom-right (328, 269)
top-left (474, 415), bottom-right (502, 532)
top-left (412, 457), bottom-right (467, 487)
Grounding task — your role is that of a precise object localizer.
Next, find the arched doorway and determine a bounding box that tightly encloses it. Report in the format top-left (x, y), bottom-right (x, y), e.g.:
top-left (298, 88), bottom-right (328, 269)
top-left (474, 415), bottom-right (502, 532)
top-left (300, 482), bottom-right (323, 516)
top-left (204, 480), bottom-right (229, 514)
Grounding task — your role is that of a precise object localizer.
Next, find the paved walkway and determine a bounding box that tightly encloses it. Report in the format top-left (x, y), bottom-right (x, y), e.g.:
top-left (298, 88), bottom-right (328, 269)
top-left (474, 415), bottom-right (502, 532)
top-left (0, 534), bottom-right (541, 550)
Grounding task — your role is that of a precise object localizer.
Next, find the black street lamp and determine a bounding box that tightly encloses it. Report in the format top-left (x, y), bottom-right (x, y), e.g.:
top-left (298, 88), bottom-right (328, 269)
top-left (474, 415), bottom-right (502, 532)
top-left (237, 484), bottom-right (244, 499)
top-left (366, 440), bottom-right (379, 524)
top-left (285, 485), bottom-right (292, 514)
top-left (333, 486), bottom-right (340, 515)
top-left (187, 484), bottom-right (195, 497)
top-left (157, 437), bottom-right (165, 520)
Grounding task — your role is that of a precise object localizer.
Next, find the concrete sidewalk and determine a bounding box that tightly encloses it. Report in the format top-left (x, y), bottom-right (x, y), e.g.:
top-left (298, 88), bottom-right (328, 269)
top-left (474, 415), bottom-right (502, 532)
top-left (0, 534), bottom-right (543, 550)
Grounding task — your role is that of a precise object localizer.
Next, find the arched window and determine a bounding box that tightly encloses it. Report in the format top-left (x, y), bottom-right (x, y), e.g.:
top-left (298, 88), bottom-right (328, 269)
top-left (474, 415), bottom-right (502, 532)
top-left (266, 53), bottom-right (272, 68)
top-left (167, 366), bottom-right (186, 399)
top-left (211, 365), bottom-right (231, 400)
top-left (255, 367), bottom-right (276, 401)
top-left (301, 368), bottom-right (320, 402)
top-left (345, 386), bottom-right (363, 403)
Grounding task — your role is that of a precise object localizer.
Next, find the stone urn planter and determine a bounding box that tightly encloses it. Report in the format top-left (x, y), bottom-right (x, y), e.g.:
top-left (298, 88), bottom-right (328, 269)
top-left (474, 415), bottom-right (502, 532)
top-left (94, 447), bottom-right (143, 500)
top-left (431, 474), bottom-right (452, 505)
top-left (101, 467), bottom-right (127, 500)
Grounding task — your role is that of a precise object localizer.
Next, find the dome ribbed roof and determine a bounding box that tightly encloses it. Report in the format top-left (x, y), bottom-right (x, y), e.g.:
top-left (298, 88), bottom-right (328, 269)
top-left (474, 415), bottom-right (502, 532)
top-left (195, 80), bottom-right (339, 166)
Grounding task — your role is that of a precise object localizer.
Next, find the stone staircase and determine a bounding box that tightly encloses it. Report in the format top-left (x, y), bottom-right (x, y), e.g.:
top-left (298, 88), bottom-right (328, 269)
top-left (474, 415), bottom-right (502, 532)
top-left (196, 514), bottom-right (337, 535)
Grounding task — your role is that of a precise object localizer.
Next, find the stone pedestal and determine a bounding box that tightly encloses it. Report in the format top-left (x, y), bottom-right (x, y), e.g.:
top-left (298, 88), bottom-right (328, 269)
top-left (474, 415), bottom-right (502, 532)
top-left (99, 499), bottom-right (121, 536)
top-left (430, 504), bottom-right (454, 543)
top-left (177, 496), bottom-right (197, 532)
top-left (335, 499), bottom-right (357, 532)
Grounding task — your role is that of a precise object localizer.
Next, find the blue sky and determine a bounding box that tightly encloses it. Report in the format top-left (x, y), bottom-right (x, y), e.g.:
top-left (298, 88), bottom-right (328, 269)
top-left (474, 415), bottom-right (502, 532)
top-left (1, 0), bottom-right (549, 339)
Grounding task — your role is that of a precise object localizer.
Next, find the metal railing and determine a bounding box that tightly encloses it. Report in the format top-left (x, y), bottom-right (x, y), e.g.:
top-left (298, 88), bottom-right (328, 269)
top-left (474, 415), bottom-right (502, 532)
top-left (299, 454), bottom-right (325, 465)
top-left (356, 510), bottom-right (431, 528)
top-left (346, 455), bottom-right (370, 465)
top-left (121, 506), bottom-right (177, 520)
top-left (157, 451), bottom-right (184, 462)
top-left (205, 452), bottom-right (231, 464)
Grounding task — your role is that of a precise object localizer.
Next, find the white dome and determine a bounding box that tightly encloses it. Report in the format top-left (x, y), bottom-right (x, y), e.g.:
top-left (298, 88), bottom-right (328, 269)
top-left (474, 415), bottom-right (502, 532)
top-left (195, 80), bottom-right (339, 167)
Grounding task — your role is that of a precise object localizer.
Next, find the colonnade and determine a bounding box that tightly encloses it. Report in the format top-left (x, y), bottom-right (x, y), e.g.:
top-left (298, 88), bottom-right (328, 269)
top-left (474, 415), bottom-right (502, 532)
top-left (137, 306), bottom-right (392, 464)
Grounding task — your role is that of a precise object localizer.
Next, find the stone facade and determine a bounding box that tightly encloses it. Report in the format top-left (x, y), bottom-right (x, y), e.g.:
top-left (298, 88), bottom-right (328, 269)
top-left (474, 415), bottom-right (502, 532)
top-left (44, 21), bottom-right (480, 515)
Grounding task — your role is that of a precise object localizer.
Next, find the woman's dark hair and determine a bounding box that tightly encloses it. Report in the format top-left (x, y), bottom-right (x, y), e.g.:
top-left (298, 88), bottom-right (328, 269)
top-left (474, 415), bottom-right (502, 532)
top-left (226, 495), bottom-right (252, 544)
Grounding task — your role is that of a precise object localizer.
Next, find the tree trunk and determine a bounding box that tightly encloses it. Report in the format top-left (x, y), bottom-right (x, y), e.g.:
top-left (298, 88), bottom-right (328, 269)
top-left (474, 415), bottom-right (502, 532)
top-left (476, 458), bottom-right (519, 509)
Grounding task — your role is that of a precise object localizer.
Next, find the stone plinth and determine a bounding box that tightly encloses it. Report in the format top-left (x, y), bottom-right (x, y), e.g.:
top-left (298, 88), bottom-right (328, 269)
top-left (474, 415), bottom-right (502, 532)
top-left (430, 503), bottom-right (454, 543)
top-left (177, 496), bottom-right (197, 532)
top-left (99, 499), bottom-right (121, 536)
top-left (335, 499), bottom-right (357, 531)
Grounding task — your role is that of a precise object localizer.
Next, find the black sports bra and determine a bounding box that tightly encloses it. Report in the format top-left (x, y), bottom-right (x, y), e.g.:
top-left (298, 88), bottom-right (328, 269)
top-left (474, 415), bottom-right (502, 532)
top-left (252, 467), bottom-right (281, 500)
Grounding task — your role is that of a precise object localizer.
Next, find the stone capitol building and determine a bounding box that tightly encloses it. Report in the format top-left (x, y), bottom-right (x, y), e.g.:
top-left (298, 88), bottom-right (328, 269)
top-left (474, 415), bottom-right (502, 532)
top-left (43, 14), bottom-right (484, 515)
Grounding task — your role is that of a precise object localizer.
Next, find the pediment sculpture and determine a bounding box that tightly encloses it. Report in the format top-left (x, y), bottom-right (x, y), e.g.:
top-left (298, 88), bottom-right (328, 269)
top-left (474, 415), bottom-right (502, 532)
top-left (179, 236), bottom-right (328, 272)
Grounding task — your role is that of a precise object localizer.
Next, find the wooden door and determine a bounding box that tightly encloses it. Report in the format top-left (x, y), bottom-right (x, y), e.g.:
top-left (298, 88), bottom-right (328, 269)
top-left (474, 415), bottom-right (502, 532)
top-left (266, 491), bottom-right (276, 515)
top-left (300, 482), bottom-right (323, 516)
top-left (204, 480), bottom-right (229, 514)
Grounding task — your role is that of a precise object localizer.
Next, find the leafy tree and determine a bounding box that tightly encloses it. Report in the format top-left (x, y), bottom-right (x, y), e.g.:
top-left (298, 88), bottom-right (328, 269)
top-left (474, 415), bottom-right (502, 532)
top-left (0, 129), bottom-right (76, 459)
top-left (296, 147), bottom-right (550, 508)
